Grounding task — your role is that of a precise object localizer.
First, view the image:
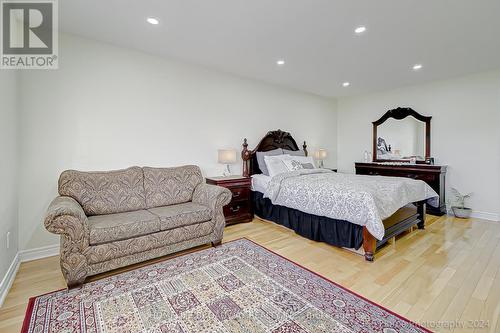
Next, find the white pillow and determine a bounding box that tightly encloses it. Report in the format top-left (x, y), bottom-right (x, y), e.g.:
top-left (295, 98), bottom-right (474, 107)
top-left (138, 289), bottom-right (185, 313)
top-left (264, 154), bottom-right (290, 177)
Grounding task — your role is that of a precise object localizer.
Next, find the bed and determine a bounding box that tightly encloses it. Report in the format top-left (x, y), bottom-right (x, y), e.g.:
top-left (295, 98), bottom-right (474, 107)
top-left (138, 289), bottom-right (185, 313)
top-left (241, 130), bottom-right (439, 261)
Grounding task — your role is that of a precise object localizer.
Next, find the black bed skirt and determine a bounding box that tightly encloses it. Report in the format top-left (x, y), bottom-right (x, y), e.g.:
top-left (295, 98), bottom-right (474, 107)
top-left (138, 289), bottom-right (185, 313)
top-left (252, 191), bottom-right (364, 250)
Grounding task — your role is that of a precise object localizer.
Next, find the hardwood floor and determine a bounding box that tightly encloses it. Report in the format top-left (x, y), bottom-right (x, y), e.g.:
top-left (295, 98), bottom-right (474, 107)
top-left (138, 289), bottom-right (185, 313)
top-left (1, 215), bottom-right (499, 332)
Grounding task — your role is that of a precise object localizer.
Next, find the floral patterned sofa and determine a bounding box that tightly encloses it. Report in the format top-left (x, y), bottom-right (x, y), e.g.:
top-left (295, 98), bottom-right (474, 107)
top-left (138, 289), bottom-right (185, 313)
top-left (44, 165), bottom-right (232, 287)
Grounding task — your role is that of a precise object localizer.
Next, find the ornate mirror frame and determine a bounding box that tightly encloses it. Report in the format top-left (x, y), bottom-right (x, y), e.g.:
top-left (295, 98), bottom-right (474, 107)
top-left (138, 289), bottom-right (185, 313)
top-left (372, 107), bottom-right (432, 163)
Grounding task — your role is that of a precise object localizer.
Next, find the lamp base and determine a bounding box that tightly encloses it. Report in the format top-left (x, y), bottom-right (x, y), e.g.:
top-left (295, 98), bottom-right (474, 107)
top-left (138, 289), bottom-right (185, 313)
top-left (318, 160), bottom-right (324, 168)
top-left (222, 164), bottom-right (231, 177)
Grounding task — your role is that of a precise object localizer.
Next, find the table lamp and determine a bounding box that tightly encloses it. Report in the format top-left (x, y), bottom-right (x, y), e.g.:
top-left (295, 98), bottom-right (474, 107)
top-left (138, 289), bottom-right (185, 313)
top-left (218, 149), bottom-right (237, 176)
top-left (313, 149), bottom-right (327, 168)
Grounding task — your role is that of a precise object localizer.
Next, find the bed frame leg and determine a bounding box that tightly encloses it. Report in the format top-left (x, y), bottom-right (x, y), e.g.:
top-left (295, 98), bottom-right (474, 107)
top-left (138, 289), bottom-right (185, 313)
top-left (362, 227), bottom-right (376, 262)
top-left (417, 201), bottom-right (426, 230)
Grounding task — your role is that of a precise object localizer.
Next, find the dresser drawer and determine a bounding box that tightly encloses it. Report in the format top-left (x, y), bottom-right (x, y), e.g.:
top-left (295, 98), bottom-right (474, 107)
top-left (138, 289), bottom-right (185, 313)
top-left (227, 186), bottom-right (250, 201)
top-left (412, 173), bottom-right (437, 183)
top-left (360, 169), bottom-right (436, 183)
top-left (385, 171), bottom-right (437, 184)
top-left (223, 201), bottom-right (251, 219)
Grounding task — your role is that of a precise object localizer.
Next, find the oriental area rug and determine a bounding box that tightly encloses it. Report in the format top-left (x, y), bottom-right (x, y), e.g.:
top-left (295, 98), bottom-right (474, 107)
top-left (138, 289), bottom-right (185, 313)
top-left (22, 238), bottom-right (429, 333)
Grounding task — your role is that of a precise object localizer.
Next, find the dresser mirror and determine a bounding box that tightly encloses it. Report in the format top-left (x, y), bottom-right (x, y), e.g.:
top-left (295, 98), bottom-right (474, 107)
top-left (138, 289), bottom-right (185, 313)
top-left (373, 107), bottom-right (431, 163)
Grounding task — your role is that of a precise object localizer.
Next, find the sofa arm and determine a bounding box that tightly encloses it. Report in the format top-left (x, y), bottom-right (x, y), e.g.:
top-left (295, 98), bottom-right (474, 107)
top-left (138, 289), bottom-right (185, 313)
top-left (193, 184), bottom-right (232, 211)
top-left (44, 196), bottom-right (89, 287)
top-left (193, 184), bottom-right (232, 241)
top-left (45, 196), bottom-right (88, 240)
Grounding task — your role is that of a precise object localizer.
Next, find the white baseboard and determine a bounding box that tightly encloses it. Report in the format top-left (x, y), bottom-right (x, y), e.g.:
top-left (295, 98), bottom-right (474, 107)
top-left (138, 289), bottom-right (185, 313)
top-left (0, 253), bottom-right (20, 308)
top-left (0, 244), bottom-right (59, 308)
top-left (471, 211), bottom-right (500, 222)
top-left (18, 244), bottom-right (60, 262)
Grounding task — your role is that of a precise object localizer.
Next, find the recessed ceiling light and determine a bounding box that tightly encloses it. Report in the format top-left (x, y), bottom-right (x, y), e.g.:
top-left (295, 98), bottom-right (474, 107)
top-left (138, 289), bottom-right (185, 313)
top-left (412, 64), bottom-right (423, 71)
top-left (354, 26), bottom-right (366, 34)
top-left (147, 17), bottom-right (159, 25)
top-left (276, 59), bottom-right (285, 66)
top-left (342, 82), bottom-right (350, 87)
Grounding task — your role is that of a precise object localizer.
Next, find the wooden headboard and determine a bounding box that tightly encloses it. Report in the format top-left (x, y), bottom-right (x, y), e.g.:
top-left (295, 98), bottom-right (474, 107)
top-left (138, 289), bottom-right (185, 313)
top-left (241, 129), bottom-right (307, 177)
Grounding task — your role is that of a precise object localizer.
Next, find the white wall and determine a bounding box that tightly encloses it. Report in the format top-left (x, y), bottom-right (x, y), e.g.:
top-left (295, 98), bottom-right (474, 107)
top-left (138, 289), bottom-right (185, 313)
top-left (18, 34), bottom-right (337, 250)
top-left (0, 71), bottom-right (19, 281)
top-left (337, 71), bottom-right (500, 219)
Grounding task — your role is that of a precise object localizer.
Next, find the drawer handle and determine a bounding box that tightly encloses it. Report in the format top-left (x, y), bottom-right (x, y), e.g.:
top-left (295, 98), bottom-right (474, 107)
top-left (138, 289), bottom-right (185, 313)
top-left (233, 191), bottom-right (241, 198)
top-left (230, 206), bottom-right (240, 213)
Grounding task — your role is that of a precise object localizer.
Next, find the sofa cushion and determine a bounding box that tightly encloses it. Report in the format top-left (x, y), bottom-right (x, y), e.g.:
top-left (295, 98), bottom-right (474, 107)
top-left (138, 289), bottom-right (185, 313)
top-left (148, 202), bottom-right (212, 231)
top-left (86, 220), bottom-right (215, 265)
top-left (88, 210), bottom-right (160, 245)
top-left (59, 166), bottom-right (146, 216)
top-left (143, 165), bottom-right (204, 208)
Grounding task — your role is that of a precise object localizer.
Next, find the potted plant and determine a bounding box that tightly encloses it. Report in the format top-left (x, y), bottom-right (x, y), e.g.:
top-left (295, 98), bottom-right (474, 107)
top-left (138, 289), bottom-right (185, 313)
top-left (450, 188), bottom-right (472, 218)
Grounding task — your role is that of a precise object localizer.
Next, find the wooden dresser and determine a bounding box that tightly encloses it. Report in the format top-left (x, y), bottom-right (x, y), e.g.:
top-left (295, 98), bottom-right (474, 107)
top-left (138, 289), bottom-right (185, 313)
top-left (205, 176), bottom-right (253, 225)
top-left (355, 162), bottom-right (447, 216)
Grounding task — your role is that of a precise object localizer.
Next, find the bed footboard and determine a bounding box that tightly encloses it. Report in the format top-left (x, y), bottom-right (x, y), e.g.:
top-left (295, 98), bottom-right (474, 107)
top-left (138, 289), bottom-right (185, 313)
top-left (363, 201), bottom-right (426, 262)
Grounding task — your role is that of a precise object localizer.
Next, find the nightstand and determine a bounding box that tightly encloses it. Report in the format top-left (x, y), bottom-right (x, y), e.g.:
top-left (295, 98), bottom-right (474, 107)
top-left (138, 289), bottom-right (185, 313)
top-left (205, 176), bottom-right (253, 226)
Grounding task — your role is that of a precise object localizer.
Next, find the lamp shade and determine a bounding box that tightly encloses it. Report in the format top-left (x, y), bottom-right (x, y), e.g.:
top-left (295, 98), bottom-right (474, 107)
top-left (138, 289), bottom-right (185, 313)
top-left (218, 149), bottom-right (237, 164)
top-left (313, 149), bottom-right (328, 160)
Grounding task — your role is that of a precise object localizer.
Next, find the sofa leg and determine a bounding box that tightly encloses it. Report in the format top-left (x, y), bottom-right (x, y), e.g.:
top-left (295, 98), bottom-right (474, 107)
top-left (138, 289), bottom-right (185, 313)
top-left (66, 276), bottom-right (86, 290)
top-left (60, 251), bottom-right (88, 290)
top-left (66, 277), bottom-right (85, 290)
top-left (211, 241), bottom-right (222, 247)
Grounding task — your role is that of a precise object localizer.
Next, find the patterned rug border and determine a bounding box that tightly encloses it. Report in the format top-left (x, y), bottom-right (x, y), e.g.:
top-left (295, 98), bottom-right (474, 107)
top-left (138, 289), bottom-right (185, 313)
top-left (241, 238), bottom-right (432, 333)
top-left (22, 295), bottom-right (35, 333)
top-left (22, 286), bottom-right (66, 332)
top-left (20, 237), bottom-right (432, 333)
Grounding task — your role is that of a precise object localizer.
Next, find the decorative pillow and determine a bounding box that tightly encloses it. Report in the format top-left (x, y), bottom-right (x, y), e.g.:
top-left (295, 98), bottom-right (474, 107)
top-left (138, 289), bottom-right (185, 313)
top-left (282, 159), bottom-right (304, 171)
top-left (288, 155), bottom-right (316, 168)
top-left (301, 163), bottom-right (315, 169)
top-left (282, 149), bottom-right (305, 157)
top-left (256, 148), bottom-right (283, 175)
top-left (264, 154), bottom-right (290, 177)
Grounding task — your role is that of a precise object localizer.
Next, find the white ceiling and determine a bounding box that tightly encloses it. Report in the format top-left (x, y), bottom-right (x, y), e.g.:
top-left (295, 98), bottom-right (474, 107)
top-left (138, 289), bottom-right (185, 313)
top-left (60, 0), bottom-right (500, 98)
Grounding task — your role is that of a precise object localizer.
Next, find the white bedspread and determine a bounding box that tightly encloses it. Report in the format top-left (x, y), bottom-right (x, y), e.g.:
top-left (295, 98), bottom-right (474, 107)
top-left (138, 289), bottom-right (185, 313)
top-left (263, 169), bottom-right (438, 240)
